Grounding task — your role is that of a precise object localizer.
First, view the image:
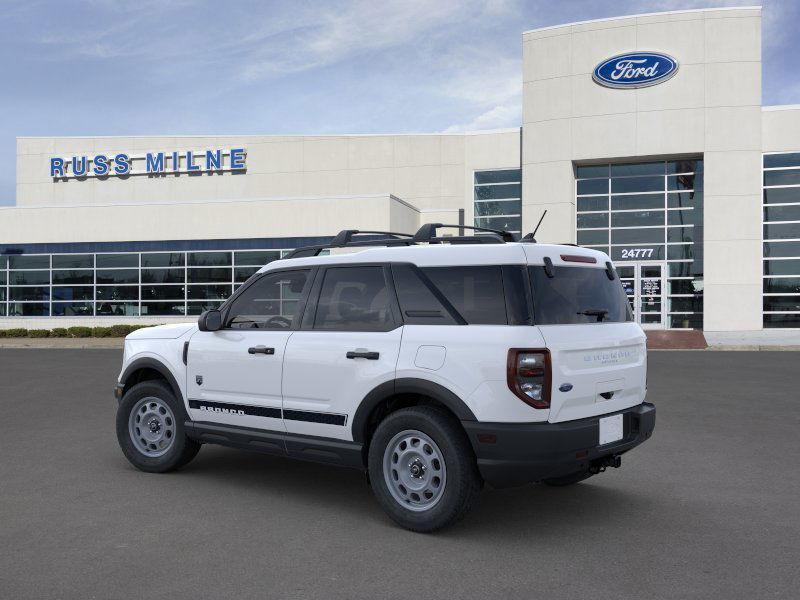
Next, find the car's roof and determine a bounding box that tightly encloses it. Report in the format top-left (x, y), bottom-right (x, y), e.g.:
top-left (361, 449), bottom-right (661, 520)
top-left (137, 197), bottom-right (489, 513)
top-left (260, 243), bottom-right (611, 273)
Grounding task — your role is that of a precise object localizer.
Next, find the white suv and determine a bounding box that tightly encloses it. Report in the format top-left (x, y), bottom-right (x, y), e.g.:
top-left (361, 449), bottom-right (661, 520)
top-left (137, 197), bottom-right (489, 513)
top-left (114, 225), bottom-right (655, 532)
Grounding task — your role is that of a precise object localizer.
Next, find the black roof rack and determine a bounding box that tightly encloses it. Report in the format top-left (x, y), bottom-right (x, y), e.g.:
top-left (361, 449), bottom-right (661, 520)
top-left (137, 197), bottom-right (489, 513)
top-left (413, 223), bottom-right (518, 243)
top-left (283, 223), bottom-right (522, 259)
top-left (283, 230), bottom-right (414, 259)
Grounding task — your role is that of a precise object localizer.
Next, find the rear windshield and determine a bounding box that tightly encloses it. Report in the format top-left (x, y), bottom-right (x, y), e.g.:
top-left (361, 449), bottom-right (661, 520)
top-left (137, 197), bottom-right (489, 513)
top-left (529, 266), bottom-right (632, 325)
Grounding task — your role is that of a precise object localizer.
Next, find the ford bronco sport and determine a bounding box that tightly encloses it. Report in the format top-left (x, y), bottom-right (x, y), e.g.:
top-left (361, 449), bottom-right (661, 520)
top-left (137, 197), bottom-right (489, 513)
top-left (114, 224), bottom-right (655, 532)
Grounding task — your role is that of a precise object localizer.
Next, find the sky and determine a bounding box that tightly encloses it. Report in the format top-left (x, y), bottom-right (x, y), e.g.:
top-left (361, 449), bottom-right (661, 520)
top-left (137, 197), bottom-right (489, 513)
top-left (1, 0), bottom-right (798, 206)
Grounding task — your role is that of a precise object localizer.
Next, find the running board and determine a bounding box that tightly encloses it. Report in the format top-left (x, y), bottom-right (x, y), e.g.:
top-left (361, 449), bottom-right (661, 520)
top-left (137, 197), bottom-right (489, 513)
top-left (184, 421), bottom-right (364, 470)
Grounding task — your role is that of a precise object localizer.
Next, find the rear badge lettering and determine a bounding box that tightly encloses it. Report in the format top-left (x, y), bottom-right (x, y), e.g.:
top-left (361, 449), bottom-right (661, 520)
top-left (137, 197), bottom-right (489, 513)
top-left (583, 349), bottom-right (636, 365)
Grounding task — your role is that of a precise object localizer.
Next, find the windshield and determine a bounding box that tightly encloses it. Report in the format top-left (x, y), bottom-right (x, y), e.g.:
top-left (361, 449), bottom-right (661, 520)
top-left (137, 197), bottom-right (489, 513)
top-left (529, 265), bottom-right (632, 325)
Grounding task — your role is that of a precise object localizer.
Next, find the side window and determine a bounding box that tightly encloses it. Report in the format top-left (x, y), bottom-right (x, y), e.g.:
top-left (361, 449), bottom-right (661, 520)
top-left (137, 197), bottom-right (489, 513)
top-left (391, 264), bottom-right (457, 325)
top-left (313, 266), bottom-right (395, 332)
top-left (226, 270), bottom-right (310, 329)
top-left (422, 266), bottom-right (508, 325)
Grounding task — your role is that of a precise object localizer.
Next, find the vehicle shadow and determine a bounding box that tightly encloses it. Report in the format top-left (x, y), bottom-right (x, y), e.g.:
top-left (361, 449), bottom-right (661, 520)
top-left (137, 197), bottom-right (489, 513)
top-left (166, 444), bottom-right (657, 537)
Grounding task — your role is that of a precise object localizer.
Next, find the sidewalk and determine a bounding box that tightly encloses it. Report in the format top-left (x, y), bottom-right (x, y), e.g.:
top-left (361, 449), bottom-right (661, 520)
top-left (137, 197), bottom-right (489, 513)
top-left (0, 338), bottom-right (124, 349)
top-left (705, 330), bottom-right (800, 351)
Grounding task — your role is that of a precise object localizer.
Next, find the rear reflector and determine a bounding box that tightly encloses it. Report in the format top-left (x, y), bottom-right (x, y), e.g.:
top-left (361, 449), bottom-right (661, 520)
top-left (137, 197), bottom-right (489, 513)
top-left (560, 254), bottom-right (597, 264)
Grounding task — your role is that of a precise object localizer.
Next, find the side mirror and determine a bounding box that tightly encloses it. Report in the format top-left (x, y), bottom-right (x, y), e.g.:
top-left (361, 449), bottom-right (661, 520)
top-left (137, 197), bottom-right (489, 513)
top-left (198, 309), bottom-right (222, 332)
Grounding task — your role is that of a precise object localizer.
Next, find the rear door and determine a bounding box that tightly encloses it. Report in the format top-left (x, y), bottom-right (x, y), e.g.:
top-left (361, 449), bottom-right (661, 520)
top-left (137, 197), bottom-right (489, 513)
top-left (527, 258), bottom-right (647, 423)
top-left (186, 268), bottom-right (312, 432)
top-left (281, 265), bottom-right (403, 441)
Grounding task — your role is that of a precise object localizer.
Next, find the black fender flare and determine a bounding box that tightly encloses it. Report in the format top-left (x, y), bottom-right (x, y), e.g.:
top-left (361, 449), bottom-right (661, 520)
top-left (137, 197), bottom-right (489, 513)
top-left (351, 378), bottom-right (477, 443)
top-left (120, 357), bottom-right (184, 404)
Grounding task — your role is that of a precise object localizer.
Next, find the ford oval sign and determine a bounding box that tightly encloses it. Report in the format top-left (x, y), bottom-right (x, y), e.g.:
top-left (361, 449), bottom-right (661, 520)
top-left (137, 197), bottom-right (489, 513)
top-left (593, 52), bottom-right (678, 89)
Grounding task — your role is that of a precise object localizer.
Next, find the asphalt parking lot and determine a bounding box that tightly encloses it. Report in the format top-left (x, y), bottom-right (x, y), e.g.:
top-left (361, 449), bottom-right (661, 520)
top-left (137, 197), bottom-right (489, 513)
top-left (1, 349), bottom-right (798, 599)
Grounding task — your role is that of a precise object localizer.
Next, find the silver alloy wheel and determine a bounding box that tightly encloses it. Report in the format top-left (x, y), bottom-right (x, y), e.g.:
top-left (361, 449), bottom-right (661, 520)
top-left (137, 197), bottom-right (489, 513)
top-left (382, 429), bottom-right (447, 512)
top-left (128, 396), bottom-right (176, 458)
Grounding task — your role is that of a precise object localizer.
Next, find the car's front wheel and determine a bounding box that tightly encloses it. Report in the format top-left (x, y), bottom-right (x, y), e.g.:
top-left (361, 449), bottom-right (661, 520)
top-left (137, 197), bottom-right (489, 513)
top-left (116, 380), bottom-right (200, 473)
top-left (368, 406), bottom-right (482, 532)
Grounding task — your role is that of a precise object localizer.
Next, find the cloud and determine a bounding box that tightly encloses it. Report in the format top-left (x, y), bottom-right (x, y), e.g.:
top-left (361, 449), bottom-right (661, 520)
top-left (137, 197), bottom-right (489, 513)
top-left (236, 0), bottom-right (482, 82)
top-left (442, 103), bottom-right (521, 133)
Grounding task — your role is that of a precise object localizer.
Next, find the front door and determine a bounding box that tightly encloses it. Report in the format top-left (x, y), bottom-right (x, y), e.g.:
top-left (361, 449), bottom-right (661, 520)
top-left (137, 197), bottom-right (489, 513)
top-left (616, 262), bottom-right (666, 329)
top-left (186, 268), bottom-right (313, 432)
top-left (282, 265), bottom-right (403, 441)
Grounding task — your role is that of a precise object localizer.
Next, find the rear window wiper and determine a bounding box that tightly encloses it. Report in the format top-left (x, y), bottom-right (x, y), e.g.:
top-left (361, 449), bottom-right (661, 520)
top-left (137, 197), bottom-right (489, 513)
top-left (577, 308), bottom-right (609, 322)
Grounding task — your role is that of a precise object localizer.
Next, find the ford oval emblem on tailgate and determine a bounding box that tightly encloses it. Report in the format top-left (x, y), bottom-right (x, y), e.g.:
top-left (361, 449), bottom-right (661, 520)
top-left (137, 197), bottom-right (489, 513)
top-left (559, 383), bottom-right (573, 392)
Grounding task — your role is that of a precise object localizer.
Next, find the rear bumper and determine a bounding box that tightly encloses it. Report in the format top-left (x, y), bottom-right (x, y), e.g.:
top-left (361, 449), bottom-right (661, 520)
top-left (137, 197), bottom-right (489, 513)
top-left (462, 402), bottom-right (656, 488)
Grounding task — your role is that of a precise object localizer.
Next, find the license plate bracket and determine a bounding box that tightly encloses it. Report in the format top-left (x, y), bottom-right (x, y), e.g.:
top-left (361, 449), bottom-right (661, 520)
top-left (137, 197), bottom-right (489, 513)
top-left (598, 413), bottom-right (624, 445)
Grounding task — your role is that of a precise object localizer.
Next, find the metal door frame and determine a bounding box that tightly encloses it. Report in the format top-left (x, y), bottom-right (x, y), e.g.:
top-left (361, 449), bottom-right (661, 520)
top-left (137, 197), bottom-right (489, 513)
top-left (618, 261), bottom-right (667, 330)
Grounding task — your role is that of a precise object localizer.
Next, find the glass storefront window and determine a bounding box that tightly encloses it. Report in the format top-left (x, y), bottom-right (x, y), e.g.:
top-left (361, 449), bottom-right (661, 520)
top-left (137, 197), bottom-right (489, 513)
top-left (9, 271), bottom-right (50, 285)
top-left (96, 302), bottom-right (139, 316)
top-left (52, 302), bottom-right (94, 316)
top-left (52, 270), bottom-right (93, 284)
top-left (234, 251), bottom-right (280, 266)
top-left (141, 302), bottom-right (185, 316)
top-left (0, 246), bottom-right (293, 318)
top-left (188, 252), bottom-right (232, 266)
top-left (51, 286), bottom-right (93, 301)
top-left (52, 254), bottom-right (93, 269)
top-left (96, 286), bottom-right (139, 301)
top-left (763, 153), bottom-right (800, 328)
top-left (141, 253), bottom-right (185, 268)
top-left (96, 254), bottom-right (138, 268)
top-left (474, 170), bottom-right (521, 234)
top-left (576, 159), bottom-right (704, 329)
top-left (187, 267), bottom-right (231, 283)
top-left (96, 269), bottom-right (139, 284)
top-left (8, 302), bottom-right (49, 316)
top-left (141, 285), bottom-right (185, 301)
top-left (9, 255), bottom-right (49, 269)
top-left (141, 268), bottom-right (184, 284)
top-left (10, 287), bottom-right (50, 301)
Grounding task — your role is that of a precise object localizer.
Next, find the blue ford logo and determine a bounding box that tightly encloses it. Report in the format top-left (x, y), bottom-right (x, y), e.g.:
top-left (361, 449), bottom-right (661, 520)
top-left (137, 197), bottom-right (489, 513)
top-left (593, 52), bottom-right (678, 89)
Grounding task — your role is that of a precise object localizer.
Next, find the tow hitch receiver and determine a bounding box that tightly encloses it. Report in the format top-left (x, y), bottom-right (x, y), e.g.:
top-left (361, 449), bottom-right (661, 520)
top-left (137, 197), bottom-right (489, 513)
top-left (589, 455), bottom-right (622, 474)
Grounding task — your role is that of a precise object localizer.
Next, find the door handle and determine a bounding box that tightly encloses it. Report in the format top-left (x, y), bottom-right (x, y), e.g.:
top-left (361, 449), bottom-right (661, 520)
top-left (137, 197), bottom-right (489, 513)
top-left (248, 346), bottom-right (275, 355)
top-left (346, 350), bottom-right (380, 360)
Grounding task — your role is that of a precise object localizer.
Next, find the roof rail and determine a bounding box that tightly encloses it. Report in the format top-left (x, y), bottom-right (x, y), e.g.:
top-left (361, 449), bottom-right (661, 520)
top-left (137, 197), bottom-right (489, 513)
top-left (413, 223), bottom-right (518, 243)
top-left (283, 230), bottom-right (414, 259)
top-left (283, 223), bottom-right (521, 260)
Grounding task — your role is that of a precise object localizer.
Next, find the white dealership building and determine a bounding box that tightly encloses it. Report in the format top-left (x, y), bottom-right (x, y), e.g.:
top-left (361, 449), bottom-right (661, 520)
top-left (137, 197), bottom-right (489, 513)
top-left (2, 6), bottom-right (799, 338)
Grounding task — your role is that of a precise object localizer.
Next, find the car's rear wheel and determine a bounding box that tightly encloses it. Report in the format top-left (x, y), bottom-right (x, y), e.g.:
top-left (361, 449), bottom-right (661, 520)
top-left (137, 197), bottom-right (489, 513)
top-left (368, 406), bottom-right (482, 532)
top-left (116, 380), bottom-right (200, 473)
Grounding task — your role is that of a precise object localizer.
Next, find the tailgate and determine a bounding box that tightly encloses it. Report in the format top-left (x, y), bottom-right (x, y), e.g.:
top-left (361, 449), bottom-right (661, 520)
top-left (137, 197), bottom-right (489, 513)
top-left (538, 323), bottom-right (647, 423)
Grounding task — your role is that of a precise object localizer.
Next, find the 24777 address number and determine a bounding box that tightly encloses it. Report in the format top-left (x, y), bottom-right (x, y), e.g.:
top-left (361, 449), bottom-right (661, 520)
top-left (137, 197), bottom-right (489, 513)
top-left (619, 248), bottom-right (655, 259)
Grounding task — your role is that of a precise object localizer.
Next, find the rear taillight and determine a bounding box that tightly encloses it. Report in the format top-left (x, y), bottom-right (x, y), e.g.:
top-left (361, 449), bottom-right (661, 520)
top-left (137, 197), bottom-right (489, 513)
top-left (507, 349), bottom-right (551, 409)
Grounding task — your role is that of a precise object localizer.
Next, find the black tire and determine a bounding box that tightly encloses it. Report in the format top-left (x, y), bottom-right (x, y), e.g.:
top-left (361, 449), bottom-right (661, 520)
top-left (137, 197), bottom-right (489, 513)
top-left (542, 470), bottom-right (594, 487)
top-left (368, 406), bottom-right (482, 532)
top-left (116, 380), bottom-right (200, 473)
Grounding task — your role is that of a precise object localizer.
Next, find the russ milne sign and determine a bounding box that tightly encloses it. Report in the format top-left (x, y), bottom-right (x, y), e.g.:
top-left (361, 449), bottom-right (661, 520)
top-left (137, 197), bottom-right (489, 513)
top-left (593, 52), bottom-right (678, 89)
top-left (50, 148), bottom-right (246, 179)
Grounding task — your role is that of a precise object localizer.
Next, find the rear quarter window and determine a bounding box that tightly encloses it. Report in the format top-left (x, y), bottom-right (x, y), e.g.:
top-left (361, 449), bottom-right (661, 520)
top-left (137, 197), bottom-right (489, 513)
top-left (422, 266), bottom-right (508, 325)
top-left (529, 265), bottom-right (632, 325)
